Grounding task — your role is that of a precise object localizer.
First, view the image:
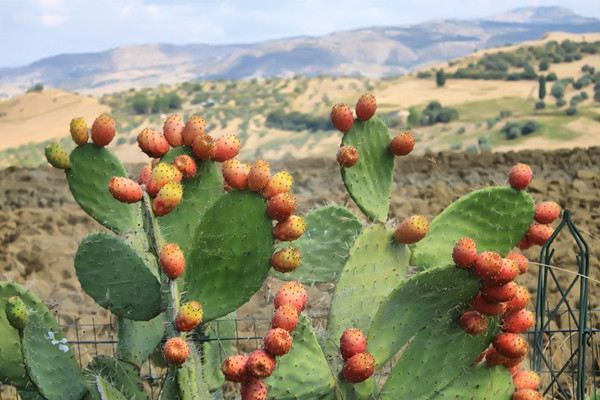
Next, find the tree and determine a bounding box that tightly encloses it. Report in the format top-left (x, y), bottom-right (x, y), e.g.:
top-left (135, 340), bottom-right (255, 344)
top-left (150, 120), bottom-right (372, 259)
top-left (538, 60), bottom-right (549, 71)
top-left (551, 82), bottom-right (565, 100)
top-left (538, 76), bottom-right (546, 100)
top-left (436, 69), bottom-right (446, 87)
top-left (131, 93), bottom-right (150, 114)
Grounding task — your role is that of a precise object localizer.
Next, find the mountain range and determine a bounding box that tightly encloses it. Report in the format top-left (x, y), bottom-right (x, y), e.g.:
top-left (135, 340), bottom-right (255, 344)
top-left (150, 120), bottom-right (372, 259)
top-left (1, 6), bottom-right (599, 96)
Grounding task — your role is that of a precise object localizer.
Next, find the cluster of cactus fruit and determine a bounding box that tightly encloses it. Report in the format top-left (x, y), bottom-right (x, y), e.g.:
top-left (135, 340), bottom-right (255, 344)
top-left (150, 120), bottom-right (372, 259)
top-left (1, 90), bottom-right (560, 399)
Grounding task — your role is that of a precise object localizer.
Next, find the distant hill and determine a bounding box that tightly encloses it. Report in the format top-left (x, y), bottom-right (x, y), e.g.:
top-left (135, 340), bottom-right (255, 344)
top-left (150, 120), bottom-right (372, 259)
top-left (1, 6), bottom-right (599, 96)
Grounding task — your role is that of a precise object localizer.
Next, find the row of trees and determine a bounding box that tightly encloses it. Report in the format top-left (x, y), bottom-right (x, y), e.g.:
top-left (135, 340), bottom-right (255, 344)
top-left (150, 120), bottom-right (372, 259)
top-left (131, 92), bottom-right (182, 115)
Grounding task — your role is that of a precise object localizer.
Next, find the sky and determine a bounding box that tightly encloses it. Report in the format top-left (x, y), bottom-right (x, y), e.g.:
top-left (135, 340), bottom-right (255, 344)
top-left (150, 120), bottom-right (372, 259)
top-left (1, 0), bottom-right (599, 67)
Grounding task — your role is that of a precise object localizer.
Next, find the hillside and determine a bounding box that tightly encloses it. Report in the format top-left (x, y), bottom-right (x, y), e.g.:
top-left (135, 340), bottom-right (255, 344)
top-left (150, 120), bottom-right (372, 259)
top-left (1, 6), bottom-right (600, 96)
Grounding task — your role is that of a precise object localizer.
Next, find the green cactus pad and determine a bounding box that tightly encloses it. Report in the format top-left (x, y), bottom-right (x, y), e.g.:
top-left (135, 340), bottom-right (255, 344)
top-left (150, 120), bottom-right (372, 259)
top-left (177, 345), bottom-right (211, 400)
top-left (117, 314), bottom-right (165, 368)
top-left (271, 205), bottom-right (363, 284)
top-left (328, 225), bottom-right (409, 355)
top-left (266, 315), bottom-right (336, 399)
top-left (67, 144), bottom-right (143, 234)
top-left (379, 316), bottom-right (499, 399)
top-left (86, 356), bottom-right (149, 400)
top-left (367, 264), bottom-right (480, 366)
top-left (160, 368), bottom-right (181, 400)
top-left (22, 311), bottom-right (88, 400)
top-left (202, 313), bottom-right (236, 392)
top-left (91, 375), bottom-right (128, 400)
top-left (186, 191), bottom-right (273, 322)
top-left (159, 147), bottom-right (223, 254)
top-left (339, 378), bottom-right (377, 400)
top-left (412, 187), bottom-right (535, 269)
top-left (75, 232), bottom-right (162, 321)
top-left (341, 117), bottom-right (394, 222)
top-left (434, 365), bottom-right (513, 399)
top-left (17, 389), bottom-right (46, 400)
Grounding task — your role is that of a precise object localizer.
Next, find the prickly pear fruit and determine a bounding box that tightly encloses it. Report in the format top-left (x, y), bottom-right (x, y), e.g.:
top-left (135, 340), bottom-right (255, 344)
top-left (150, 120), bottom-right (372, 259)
top-left (69, 117), bottom-right (89, 145)
top-left (192, 134), bottom-right (216, 161)
top-left (138, 164), bottom-right (153, 186)
top-left (91, 114), bottom-right (116, 147)
top-left (507, 251), bottom-right (529, 274)
top-left (340, 328), bottom-right (367, 360)
top-left (505, 285), bottom-right (530, 313)
top-left (534, 201), bottom-right (561, 224)
top-left (222, 354), bottom-right (249, 382)
top-left (471, 293), bottom-right (506, 316)
top-left (241, 378), bottom-right (267, 400)
top-left (330, 103), bottom-right (354, 133)
top-left (159, 243), bottom-right (185, 279)
top-left (163, 114), bottom-right (184, 147)
top-left (267, 192), bottom-right (297, 221)
top-left (263, 171), bottom-right (293, 199)
top-left (482, 281), bottom-right (517, 303)
top-left (153, 182), bottom-right (183, 216)
top-left (271, 304), bottom-right (299, 332)
top-left (508, 163), bottom-right (533, 191)
top-left (513, 370), bottom-right (541, 391)
top-left (137, 128), bottom-right (169, 158)
top-left (512, 389), bottom-right (543, 400)
top-left (264, 328), bottom-right (293, 356)
top-left (248, 160), bottom-right (271, 191)
top-left (393, 215), bottom-right (428, 244)
top-left (527, 223), bottom-right (553, 246)
top-left (459, 310), bottom-right (488, 335)
top-left (45, 143), bottom-right (70, 169)
top-left (493, 333), bottom-right (528, 359)
top-left (182, 115), bottom-right (206, 145)
top-left (274, 281), bottom-right (308, 313)
top-left (247, 349), bottom-right (276, 378)
top-left (355, 93), bottom-right (377, 121)
top-left (502, 309), bottom-right (534, 333)
top-left (163, 337), bottom-right (189, 365)
top-left (176, 300), bottom-right (203, 332)
top-left (273, 215), bottom-right (306, 241)
top-left (147, 162), bottom-right (178, 195)
top-left (271, 248), bottom-right (301, 273)
top-left (389, 132), bottom-right (415, 156)
top-left (452, 237), bottom-right (478, 268)
top-left (343, 352), bottom-right (375, 383)
top-left (485, 347), bottom-right (523, 368)
top-left (486, 258), bottom-right (519, 286)
top-left (337, 145), bottom-right (359, 167)
top-left (5, 296), bottom-right (27, 330)
top-left (473, 251), bottom-right (502, 280)
top-left (213, 134), bottom-right (241, 162)
top-left (108, 177), bottom-right (143, 203)
top-left (222, 159), bottom-right (250, 190)
top-left (518, 236), bottom-right (533, 250)
top-left (174, 154), bottom-right (197, 180)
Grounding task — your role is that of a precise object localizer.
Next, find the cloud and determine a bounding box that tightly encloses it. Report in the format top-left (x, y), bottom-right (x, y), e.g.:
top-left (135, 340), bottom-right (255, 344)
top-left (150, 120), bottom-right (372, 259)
top-left (39, 13), bottom-right (66, 26)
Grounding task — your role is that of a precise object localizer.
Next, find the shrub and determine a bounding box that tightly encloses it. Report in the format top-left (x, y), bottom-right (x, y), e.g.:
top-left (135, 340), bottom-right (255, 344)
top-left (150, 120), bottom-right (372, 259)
top-left (417, 71), bottom-right (432, 79)
top-left (419, 101), bottom-right (458, 125)
top-left (551, 82), bottom-right (565, 100)
top-left (546, 73), bottom-right (558, 81)
top-left (539, 60), bottom-right (549, 71)
top-left (556, 99), bottom-right (567, 107)
top-left (565, 106), bottom-right (577, 116)
top-left (26, 83), bottom-right (44, 93)
top-left (521, 120), bottom-right (540, 135)
top-left (436, 69), bottom-right (446, 87)
top-left (131, 93), bottom-right (151, 114)
top-left (456, 127), bottom-right (466, 135)
top-left (534, 101), bottom-right (546, 110)
top-left (265, 110), bottom-right (332, 132)
top-left (573, 75), bottom-right (592, 89)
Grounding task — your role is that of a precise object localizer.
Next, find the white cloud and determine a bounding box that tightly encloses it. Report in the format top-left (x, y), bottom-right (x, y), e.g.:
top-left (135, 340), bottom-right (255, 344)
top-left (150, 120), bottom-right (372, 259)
top-left (40, 13), bottom-right (66, 26)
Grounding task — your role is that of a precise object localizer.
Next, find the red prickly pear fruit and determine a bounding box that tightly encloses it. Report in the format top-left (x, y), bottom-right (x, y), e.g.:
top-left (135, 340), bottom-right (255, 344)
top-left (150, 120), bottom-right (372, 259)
top-left (138, 164), bottom-right (153, 186)
top-left (508, 163), bottom-right (533, 191)
top-left (340, 328), bottom-right (367, 360)
top-left (264, 328), bottom-right (293, 356)
top-left (192, 134), bottom-right (216, 161)
top-left (263, 171), bottom-right (293, 199)
top-left (471, 292), bottom-right (506, 316)
top-left (274, 281), bottom-right (308, 313)
top-left (222, 354), bottom-right (249, 382)
top-left (271, 248), bottom-right (301, 273)
top-left (174, 155), bottom-right (197, 180)
top-left (513, 370), bottom-right (541, 390)
top-left (91, 114), bottom-right (116, 147)
top-left (70, 117), bottom-right (89, 145)
top-left (482, 281), bottom-right (518, 303)
top-left (337, 145), bottom-right (359, 167)
top-left (518, 236), bottom-right (533, 250)
top-left (175, 300), bottom-right (203, 332)
top-left (502, 309), bottom-right (534, 333)
top-left (108, 177), bottom-right (143, 203)
top-left (493, 332), bottom-right (528, 359)
top-left (508, 365), bottom-right (520, 375)
top-left (147, 163), bottom-right (178, 195)
top-left (507, 251), bottom-right (529, 275)
top-left (393, 215), bottom-right (429, 244)
top-left (222, 159), bottom-right (250, 190)
top-left (389, 132), bottom-right (416, 156)
top-left (272, 304), bottom-right (299, 332)
top-left (241, 378), bottom-right (267, 400)
top-left (137, 128), bottom-right (169, 158)
top-left (473, 251), bottom-right (502, 279)
top-left (163, 114), bottom-right (184, 147)
top-left (247, 349), bottom-right (276, 378)
top-left (153, 182), bottom-right (183, 216)
top-left (213, 134), bottom-right (241, 162)
top-left (527, 223), bottom-right (553, 246)
top-left (505, 285), bottom-right (531, 313)
top-left (459, 310), bottom-right (489, 335)
top-left (486, 258), bottom-right (519, 286)
top-left (273, 215), bottom-right (306, 241)
top-left (452, 237), bottom-right (478, 268)
top-left (163, 337), bottom-right (189, 365)
top-left (534, 201), bottom-right (561, 224)
top-left (248, 160), bottom-right (271, 191)
top-left (343, 352), bottom-right (375, 383)
top-left (267, 192), bottom-right (297, 221)
top-left (512, 389), bottom-right (543, 400)
top-left (485, 347), bottom-right (523, 368)
top-left (159, 243), bottom-right (185, 279)
top-left (355, 93), bottom-right (377, 121)
top-left (330, 103), bottom-right (354, 133)
top-left (182, 115), bottom-right (206, 145)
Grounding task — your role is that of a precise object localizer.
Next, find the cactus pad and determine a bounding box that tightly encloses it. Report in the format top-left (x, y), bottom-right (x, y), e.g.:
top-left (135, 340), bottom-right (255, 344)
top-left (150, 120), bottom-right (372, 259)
top-left (412, 187), bottom-right (535, 269)
top-left (159, 369), bottom-right (181, 400)
top-left (177, 345), bottom-right (211, 400)
top-left (202, 313), bottom-right (236, 392)
top-left (117, 315), bottom-right (165, 368)
top-left (17, 390), bottom-right (45, 400)
top-left (86, 356), bottom-right (148, 400)
top-left (434, 365), bottom-right (513, 399)
top-left (341, 117), bottom-right (394, 222)
top-left (186, 191), bottom-right (273, 322)
top-left (90, 375), bottom-right (128, 400)
top-left (75, 232), bottom-right (162, 321)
